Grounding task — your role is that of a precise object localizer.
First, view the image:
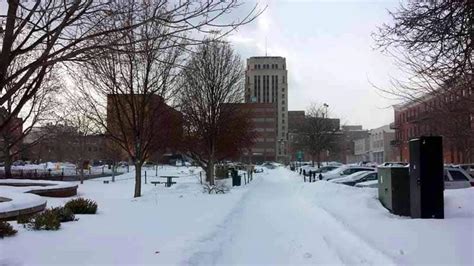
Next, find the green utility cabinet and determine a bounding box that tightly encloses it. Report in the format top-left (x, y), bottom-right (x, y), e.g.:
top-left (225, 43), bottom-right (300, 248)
top-left (378, 166), bottom-right (411, 216)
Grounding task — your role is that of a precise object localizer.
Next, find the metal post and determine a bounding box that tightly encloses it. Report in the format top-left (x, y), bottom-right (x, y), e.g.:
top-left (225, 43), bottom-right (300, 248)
top-left (112, 163), bottom-right (116, 182)
top-left (145, 171), bottom-right (147, 184)
top-left (155, 165), bottom-right (158, 176)
top-left (199, 171), bottom-right (202, 184)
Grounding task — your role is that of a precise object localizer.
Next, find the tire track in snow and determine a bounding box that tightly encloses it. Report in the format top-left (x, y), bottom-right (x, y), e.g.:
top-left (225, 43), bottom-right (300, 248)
top-left (181, 176), bottom-right (264, 266)
top-left (296, 195), bottom-right (397, 265)
top-left (182, 169), bottom-right (396, 265)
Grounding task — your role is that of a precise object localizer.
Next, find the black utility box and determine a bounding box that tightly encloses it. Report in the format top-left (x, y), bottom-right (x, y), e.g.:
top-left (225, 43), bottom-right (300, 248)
top-left (409, 136), bottom-right (444, 219)
top-left (231, 169), bottom-right (241, 186)
top-left (378, 166), bottom-right (410, 216)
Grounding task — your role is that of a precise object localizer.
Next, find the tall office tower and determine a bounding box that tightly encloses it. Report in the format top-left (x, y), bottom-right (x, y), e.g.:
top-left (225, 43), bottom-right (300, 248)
top-left (245, 56), bottom-right (288, 162)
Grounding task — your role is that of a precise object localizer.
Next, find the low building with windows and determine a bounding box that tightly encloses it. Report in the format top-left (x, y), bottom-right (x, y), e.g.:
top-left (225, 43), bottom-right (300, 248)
top-left (391, 85), bottom-right (473, 163)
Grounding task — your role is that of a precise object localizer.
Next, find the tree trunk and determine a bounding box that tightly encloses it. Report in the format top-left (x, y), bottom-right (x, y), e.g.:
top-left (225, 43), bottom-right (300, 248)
top-left (208, 160), bottom-right (215, 186)
top-left (134, 163), bottom-right (142, 198)
top-left (80, 164), bottom-right (84, 184)
top-left (112, 162), bottom-right (116, 182)
top-left (4, 152), bottom-right (12, 179)
top-left (317, 152), bottom-right (321, 168)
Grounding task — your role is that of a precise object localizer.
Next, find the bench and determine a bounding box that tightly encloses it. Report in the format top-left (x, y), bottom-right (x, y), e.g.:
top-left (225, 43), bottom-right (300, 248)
top-left (151, 181), bottom-right (177, 186)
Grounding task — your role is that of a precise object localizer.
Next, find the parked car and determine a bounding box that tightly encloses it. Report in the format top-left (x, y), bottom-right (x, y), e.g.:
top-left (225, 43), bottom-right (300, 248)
top-left (454, 164), bottom-right (474, 178)
top-left (355, 180), bottom-right (378, 188)
top-left (261, 161), bottom-right (277, 169)
top-left (321, 165), bottom-right (375, 181)
top-left (380, 162), bottom-right (409, 167)
top-left (358, 161), bottom-right (378, 167)
top-left (12, 160), bottom-right (26, 166)
top-left (331, 171), bottom-right (377, 186)
top-left (117, 161), bottom-right (129, 167)
top-left (444, 167), bottom-right (473, 189)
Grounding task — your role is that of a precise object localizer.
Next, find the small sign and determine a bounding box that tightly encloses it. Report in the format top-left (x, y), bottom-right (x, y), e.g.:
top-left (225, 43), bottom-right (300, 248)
top-left (296, 151), bottom-right (303, 161)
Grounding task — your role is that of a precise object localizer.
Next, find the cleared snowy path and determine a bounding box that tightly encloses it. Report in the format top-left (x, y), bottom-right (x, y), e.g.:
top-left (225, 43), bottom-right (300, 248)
top-left (183, 168), bottom-right (395, 265)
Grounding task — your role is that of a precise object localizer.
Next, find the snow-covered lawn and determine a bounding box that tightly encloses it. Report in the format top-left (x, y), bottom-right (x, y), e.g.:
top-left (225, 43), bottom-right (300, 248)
top-left (1, 167), bottom-right (473, 265)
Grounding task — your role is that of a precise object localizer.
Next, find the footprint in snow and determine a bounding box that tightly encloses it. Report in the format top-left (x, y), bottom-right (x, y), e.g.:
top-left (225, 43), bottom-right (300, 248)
top-left (303, 252), bottom-right (312, 259)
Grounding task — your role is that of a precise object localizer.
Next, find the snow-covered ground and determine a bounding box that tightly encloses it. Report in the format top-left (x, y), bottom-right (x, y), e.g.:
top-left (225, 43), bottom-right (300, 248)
top-left (1, 166), bottom-right (473, 265)
top-left (0, 162), bottom-right (128, 176)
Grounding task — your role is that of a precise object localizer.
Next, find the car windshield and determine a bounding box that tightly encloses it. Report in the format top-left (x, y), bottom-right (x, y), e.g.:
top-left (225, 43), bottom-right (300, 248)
top-left (347, 171), bottom-right (372, 181)
top-left (449, 170), bottom-right (468, 181)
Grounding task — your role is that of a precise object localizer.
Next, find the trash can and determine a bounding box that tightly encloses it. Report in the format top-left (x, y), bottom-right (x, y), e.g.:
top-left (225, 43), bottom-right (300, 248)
top-left (231, 169), bottom-right (241, 186)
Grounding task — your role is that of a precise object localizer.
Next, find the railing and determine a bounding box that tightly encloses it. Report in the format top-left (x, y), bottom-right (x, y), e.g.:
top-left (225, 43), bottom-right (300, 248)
top-left (0, 166), bottom-right (127, 181)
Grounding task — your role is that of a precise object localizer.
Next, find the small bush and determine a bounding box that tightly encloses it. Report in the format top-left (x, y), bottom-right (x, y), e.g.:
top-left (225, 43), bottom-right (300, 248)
top-left (202, 183), bottom-right (230, 194)
top-left (29, 209), bottom-right (61, 231)
top-left (65, 198), bottom-right (98, 214)
top-left (17, 213), bottom-right (34, 224)
top-left (51, 207), bottom-right (75, 222)
top-left (0, 221), bottom-right (17, 238)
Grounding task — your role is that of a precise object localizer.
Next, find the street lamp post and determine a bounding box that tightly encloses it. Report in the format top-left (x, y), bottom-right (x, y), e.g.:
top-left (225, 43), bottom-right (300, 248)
top-left (323, 103), bottom-right (329, 118)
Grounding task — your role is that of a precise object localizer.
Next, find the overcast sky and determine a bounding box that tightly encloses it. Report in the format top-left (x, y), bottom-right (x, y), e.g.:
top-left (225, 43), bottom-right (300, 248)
top-left (228, 0), bottom-right (403, 129)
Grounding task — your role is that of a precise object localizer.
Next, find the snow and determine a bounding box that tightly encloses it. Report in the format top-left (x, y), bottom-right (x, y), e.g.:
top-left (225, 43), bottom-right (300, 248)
top-left (355, 180), bottom-right (378, 188)
top-left (1, 162), bottom-right (127, 175)
top-left (330, 170), bottom-right (373, 183)
top-left (0, 166), bottom-right (473, 265)
top-left (0, 179), bottom-right (78, 193)
top-left (0, 190), bottom-right (46, 213)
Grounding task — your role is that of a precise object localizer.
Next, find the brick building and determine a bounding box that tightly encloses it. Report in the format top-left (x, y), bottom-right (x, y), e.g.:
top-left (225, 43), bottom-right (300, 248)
top-left (232, 103), bottom-right (277, 163)
top-left (23, 124), bottom-right (107, 163)
top-left (287, 110), bottom-right (342, 163)
top-left (106, 94), bottom-right (183, 162)
top-left (245, 56), bottom-right (289, 162)
top-left (391, 86), bottom-right (474, 163)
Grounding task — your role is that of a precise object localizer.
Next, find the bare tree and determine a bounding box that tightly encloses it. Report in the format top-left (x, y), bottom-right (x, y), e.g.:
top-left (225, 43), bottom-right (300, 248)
top-left (373, 0), bottom-right (472, 102)
top-left (373, 0), bottom-right (473, 163)
top-left (295, 104), bottom-right (340, 168)
top-left (0, 0), bottom-right (261, 135)
top-left (72, 3), bottom-right (185, 198)
top-left (0, 66), bottom-right (58, 178)
top-left (58, 105), bottom-right (97, 184)
top-left (179, 40), bottom-right (255, 185)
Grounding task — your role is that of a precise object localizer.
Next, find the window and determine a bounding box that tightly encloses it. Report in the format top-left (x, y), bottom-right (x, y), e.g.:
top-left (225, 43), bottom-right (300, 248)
top-left (366, 173), bottom-right (377, 181)
top-left (282, 100), bottom-right (285, 104)
top-left (282, 113), bottom-right (285, 118)
top-left (283, 76), bottom-right (286, 83)
top-left (282, 87), bottom-right (285, 92)
top-left (282, 107), bottom-right (285, 111)
top-left (449, 170), bottom-right (468, 181)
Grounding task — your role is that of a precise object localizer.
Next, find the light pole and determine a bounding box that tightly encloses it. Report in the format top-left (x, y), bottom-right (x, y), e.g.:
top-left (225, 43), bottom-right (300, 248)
top-left (323, 103), bottom-right (329, 118)
top-left (278, 139), bottom-right (284, 164)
